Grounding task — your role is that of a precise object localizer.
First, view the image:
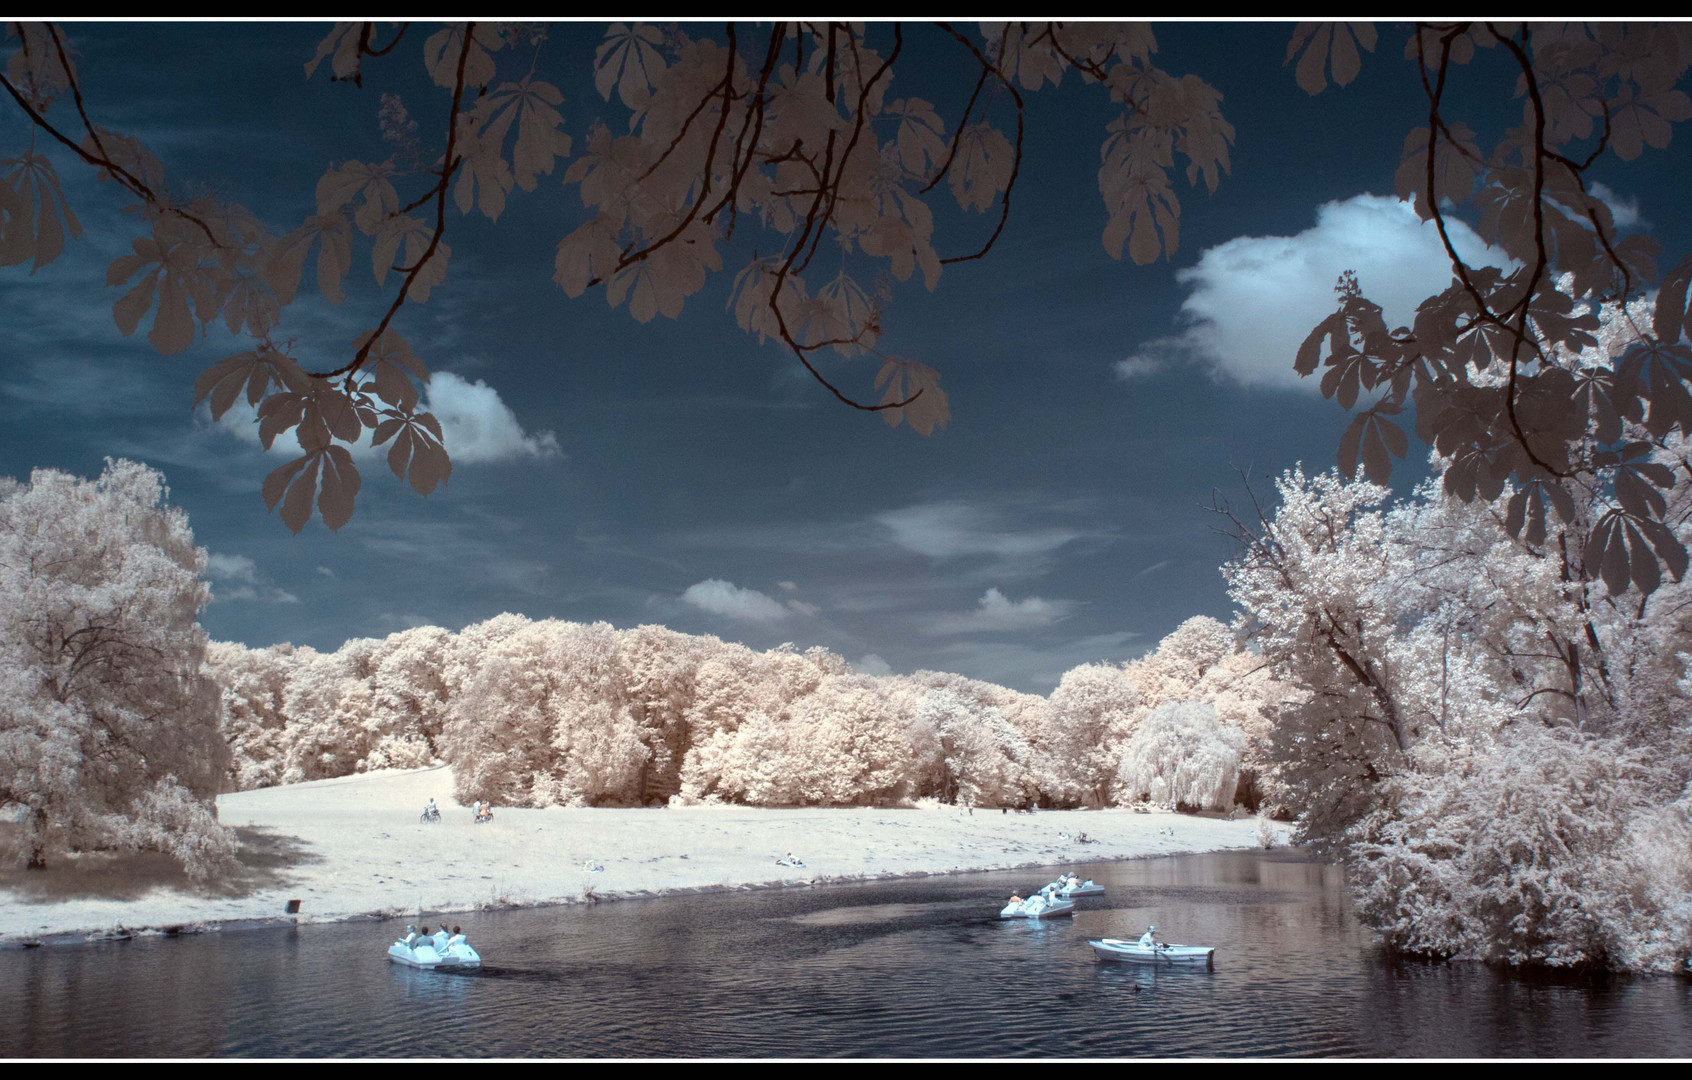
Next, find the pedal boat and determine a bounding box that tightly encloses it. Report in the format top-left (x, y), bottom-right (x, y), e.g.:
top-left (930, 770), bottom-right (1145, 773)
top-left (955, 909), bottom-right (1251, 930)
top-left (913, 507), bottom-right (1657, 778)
top-left (1041, 878), bottom-right (1105, 898)
top-left (999, 894), bottom-right (1077, 919)
top-left (388, 934), bottom-right (481, 969)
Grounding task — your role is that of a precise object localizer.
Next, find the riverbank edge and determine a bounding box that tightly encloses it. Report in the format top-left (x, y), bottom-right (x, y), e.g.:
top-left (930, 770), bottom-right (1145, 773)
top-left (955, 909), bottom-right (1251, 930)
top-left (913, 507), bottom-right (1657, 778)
top-left (0, 841), bottom-right (1268, 950)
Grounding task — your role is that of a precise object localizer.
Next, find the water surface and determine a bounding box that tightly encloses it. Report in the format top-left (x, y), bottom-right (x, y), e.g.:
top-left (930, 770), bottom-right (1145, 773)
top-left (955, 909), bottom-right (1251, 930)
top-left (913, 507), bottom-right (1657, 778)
top-left (3, 850), bottom-right (1689, 1057)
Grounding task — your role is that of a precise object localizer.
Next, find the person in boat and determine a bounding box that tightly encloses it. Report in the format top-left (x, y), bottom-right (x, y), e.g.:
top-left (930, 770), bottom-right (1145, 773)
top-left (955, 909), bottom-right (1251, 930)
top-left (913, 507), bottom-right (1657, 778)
top-left (1007, 893), bottom-right (1024, 909)
top-left (403, 924), bottom-right (418, 947)
top-left (1139, 925), bottom-right (1158, 948)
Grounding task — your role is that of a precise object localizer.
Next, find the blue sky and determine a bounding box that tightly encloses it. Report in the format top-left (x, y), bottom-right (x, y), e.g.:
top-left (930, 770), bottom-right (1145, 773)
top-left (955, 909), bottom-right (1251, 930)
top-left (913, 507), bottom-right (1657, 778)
top-left (3, 21), bottom-right (1685, 691)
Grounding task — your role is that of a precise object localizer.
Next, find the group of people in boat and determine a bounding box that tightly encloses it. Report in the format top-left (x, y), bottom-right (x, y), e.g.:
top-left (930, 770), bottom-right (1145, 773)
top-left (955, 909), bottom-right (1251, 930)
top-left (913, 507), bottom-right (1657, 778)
top-left (401, 924), bottom-right (469, 952)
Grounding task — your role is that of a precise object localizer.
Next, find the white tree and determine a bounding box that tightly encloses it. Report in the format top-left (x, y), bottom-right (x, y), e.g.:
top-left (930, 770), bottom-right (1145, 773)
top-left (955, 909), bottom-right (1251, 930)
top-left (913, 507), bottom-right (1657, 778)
top-left (912, 687), bottom-right (1028, 808)
top-left (0, 460), bottom-right (234, 877)
top-left (1221, 282), bottom-right (1692, 969)
top-left (206, 639), bottom-right (298, 791)
top-left (779, 674), bottom-right (913, 805)
top-left (1114, 700), bottom-right (1245, 811)
top-left (1045, 662), bottom-right (1141, 805)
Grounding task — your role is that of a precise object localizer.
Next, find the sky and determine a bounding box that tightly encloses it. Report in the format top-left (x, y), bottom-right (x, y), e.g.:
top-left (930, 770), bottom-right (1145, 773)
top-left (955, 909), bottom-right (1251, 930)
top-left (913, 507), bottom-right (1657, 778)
top-left (3, 21), bottom-right (1687, 692)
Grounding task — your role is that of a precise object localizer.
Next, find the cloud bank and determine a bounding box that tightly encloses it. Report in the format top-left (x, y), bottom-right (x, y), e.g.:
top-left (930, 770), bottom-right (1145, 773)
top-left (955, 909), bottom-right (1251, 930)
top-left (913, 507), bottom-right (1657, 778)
top-left (1126, 194), bottom-right (1506, 390)
top-left (680, 579), bottom-right (790, 622)
top-left (210, 371), bottom-right (560, 464)
top-left (926, 587), bottom-right (1077, 635)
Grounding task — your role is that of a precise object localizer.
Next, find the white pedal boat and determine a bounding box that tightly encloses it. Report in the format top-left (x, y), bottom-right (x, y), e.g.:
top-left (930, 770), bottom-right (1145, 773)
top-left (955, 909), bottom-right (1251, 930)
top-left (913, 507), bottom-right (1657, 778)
top-left (1089, 938), bottom-right (1214, 966)
top-left (1041, 878), bottom-right (1104, 898)
top-left (388, 934), bottom-right (481, 969)
top-left (999, 894), bottom-right (1076, 920)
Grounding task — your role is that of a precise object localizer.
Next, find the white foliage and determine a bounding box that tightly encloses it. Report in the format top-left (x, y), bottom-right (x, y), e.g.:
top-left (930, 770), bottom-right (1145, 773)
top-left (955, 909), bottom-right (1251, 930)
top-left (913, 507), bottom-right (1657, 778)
top-left (1114, 701), bottom-right (1245, 811)
top-left (0, 460), bottom-right (233, 878)
top-left (912, 688), bottom-right (1029, 808)
top-left (1350, 728), bottom-right (1688, 971)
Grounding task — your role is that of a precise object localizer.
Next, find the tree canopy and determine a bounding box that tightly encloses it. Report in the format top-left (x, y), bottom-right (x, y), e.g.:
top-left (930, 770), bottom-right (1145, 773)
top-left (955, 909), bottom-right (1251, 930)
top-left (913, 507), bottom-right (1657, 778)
top-left (0, 459), bottom-right (233, 877)
top-left (5, 20), bottom-right (1692, 601)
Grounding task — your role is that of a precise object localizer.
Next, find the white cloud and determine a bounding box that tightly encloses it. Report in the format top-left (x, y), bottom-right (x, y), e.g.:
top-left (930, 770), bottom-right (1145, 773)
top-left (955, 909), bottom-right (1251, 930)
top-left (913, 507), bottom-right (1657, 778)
top-left (680, 578), bottom-right (790, 622)
top-left (786, 599), bottom-right (820, 617)
top-left (206, 370), bottom-right (561, 464)
top-left (878, 503), bottom-right (1082, 560)
top-left (1138, 194), bottom-right (1506, 390)
top-left (926, 587), bottom-right (1077, 635)
top-left (424, 372), bottom-right (561, 463)
top-left (1588, 182), bottom-right (1646, 230)
top-left (1132, 558), bottom-right (1174, 581)
top-left (204, 551), bottom-right (298, 604)
top-left (1114, 355), bottom-right (1164, 380)
top-left (855, 653), bottom-right (893, 676)
top-left (777, 580), bottom-right (799, 591)
top-left (205, 552), bottom-right (259, 583)
top-left (315, 566), bottom-right (337, 579)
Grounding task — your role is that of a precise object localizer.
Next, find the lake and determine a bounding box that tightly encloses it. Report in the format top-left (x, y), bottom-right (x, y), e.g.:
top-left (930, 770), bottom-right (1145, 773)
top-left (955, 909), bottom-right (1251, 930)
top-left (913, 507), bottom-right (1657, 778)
top-left (3, 849), bottom-right (1689, 1057)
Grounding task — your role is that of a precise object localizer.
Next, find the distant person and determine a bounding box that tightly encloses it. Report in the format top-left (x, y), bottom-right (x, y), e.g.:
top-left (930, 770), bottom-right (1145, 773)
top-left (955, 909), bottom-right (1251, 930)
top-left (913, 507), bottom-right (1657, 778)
top-left (1139, 925), bottom-right (1157, 948)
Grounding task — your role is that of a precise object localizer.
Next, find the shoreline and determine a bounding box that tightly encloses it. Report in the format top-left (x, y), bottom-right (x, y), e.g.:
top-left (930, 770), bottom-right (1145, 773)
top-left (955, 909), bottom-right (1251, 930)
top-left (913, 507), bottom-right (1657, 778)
top-left (3, 848), bottom-right (1265, 949)
top-left (1, 765), bottom-right (1283, 948)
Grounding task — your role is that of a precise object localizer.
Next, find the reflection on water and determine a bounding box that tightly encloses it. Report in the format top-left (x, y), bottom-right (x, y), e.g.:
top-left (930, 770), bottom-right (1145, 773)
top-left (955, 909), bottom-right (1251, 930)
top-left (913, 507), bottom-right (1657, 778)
top-left (2, 850), bottom-right (1689, 1057)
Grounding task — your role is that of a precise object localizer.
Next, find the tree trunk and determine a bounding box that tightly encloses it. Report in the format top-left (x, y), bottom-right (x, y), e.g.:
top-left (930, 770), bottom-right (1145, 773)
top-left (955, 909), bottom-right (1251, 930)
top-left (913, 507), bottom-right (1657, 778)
top-left (25, 807), bottom-right (47, 870)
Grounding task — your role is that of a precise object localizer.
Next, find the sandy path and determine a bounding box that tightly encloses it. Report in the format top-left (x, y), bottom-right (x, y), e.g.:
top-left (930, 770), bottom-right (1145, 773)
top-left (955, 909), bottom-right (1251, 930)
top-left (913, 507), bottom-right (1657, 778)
top-left (0, 766), bottom-right (1282, 944)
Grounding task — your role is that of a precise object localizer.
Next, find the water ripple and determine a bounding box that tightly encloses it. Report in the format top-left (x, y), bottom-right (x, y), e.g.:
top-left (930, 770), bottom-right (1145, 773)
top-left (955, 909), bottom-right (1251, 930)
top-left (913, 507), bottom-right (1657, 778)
top-left (4, 850), bottom-right (1689, 1057)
